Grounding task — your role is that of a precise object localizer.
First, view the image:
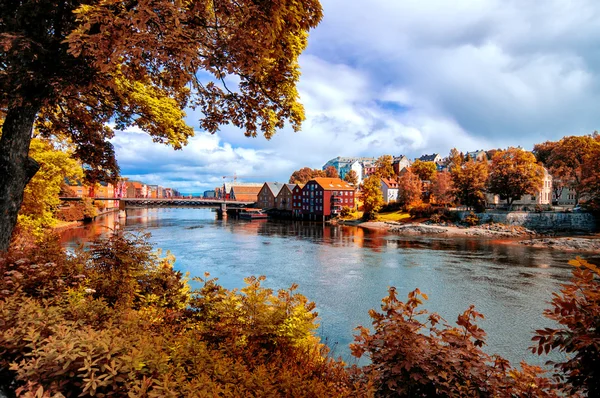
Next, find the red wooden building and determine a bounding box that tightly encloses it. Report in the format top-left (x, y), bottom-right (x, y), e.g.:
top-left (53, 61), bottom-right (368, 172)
top-left (299, 178), bottom-right (355, 221)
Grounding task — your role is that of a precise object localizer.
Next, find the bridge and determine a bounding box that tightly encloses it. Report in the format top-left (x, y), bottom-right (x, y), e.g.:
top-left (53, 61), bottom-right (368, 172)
top-left (59, 197), bottom-right (256, 217)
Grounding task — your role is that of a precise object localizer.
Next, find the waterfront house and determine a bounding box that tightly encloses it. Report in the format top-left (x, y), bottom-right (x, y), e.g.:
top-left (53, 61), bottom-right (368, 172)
top-left (257, 182), bottom-right (285, 209)
top-left (229, 184), bottom-right (263, 202)
top-left (126, 181), bottom-right (147, 198)
top-left (292, 184), bottom-right (304, 217)
top-left (300, 178), bottom-right (355, 221)
top-left (380, 178), bottom-right (400, 204)
top-left (276, 184), bottom-right (296, 211)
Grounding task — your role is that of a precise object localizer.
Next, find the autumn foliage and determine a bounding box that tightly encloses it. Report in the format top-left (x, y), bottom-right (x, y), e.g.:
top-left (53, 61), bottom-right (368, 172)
top-left (1, 233), bottom-right (599, 397)
top-left (532, 258), bottom-right (600, 396)
top-left (0, 234), bottom-right (358, 397)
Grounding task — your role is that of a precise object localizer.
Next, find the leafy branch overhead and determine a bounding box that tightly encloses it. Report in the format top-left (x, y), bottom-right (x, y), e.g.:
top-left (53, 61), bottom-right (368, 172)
top-left (0, 0), bottom-right (323, 250)
top-left (1, 0), bottom-right (322, 175)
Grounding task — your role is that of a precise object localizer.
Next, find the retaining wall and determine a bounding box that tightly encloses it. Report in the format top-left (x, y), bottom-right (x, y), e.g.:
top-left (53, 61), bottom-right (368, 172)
top-left (457, 211), bottom-right (597, 233)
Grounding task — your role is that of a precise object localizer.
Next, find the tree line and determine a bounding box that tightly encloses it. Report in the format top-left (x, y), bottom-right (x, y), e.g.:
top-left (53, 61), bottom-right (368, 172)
top-left (307, 134), bottom-right (600, 220)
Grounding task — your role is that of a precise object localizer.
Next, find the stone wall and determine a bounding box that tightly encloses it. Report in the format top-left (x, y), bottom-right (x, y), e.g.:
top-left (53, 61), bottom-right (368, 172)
top-left (457, 211), bottom-right (597, 233)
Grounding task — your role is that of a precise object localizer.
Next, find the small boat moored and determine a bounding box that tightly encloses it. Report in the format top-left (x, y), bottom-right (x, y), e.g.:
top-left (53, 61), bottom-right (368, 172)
top-left (239, 208), bottom-right (268, 220)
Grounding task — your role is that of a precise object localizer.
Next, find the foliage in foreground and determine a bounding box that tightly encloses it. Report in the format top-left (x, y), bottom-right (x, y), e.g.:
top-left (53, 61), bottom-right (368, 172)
top-left (1, 234), bottom-right (598, 397)
top-left (0, 234), bottom-right (360, 397)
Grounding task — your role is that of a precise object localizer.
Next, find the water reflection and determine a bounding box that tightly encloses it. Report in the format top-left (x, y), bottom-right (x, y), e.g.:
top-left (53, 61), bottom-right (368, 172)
top-left (60, 208), bottom-right (599, 366)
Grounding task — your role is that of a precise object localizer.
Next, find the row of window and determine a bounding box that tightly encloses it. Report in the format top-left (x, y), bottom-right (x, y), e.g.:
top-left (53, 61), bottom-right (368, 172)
top-left (302, 205), bottom-right (323, 211)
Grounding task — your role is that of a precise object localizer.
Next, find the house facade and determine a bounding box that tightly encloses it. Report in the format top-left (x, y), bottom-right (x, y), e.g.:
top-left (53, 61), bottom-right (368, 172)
top-left (229, 184), bottom-right (263, 202)
top-left (126, 181), bottom-right (147, 198)
top-left (380, 178), bottom-right (400, 203)
top-left (392, 156), bottom-right (411, 175)
top-left (292, 184), bottom-right (304, 217)
top-left (275, 184), bottom-right (295, 211)
top-left (487, 167), bottom-right (553, 206)
top-left (299, 178), bottom-right (355, 220)
top-left (257, 182), bottom-right (285, 209)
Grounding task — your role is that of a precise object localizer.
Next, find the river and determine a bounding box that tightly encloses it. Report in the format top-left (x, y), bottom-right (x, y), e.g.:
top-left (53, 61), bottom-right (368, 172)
top-left (60, 208), bottom-right (600, 366)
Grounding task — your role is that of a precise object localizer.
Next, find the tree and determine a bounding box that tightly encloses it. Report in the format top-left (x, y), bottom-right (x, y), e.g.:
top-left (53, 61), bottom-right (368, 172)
top-left (411, 160), bottom-right (437, 182)
top-left (360, 175), bottom-right (383, 220)
top-left (430, 171), bottom-right (453, 206)
top-left (374, 155), bottom-right (394, 179)
top-left (488, 148), bottom-right (544, 207)
top-left (343, 169), bottom-right (359, 186)
top-left (17, 137), bottom-right (83, 237)
top-left (451, 159), bottom-right (488, 210)
top-left (582, 144), bottom-right (600, 211)
top-left (351, 287), bottom-right (560, 397)
top-left (397, 169), bottom-right (422, 207)
top-left (0, 0), bottom-right (324, 250)
top-left (289, 167), bottom-right (326, 185)
top-left (533, 258), bottom-right (600, 396)
top-left (534, 135), bottom-right (600, 205)
top-left (324, 165), bottom-right (339, 178)
top-left (448, 148), bottom-right (463, 168)
top-left (533, 140), bottom-right (567, 203)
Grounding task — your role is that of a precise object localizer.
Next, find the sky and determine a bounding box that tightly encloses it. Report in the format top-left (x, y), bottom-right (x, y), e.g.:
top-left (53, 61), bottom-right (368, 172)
top-left (111, 0), bottom-right (600, 194)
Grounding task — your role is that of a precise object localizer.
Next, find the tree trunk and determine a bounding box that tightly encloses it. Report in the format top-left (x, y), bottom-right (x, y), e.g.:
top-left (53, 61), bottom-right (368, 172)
top-left (0, 104), bottom-right (40, 251)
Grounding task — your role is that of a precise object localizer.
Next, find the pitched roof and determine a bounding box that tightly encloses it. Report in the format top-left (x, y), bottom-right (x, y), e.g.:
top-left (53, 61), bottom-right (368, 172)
top-left (311, 178), bottom-right (354, 191)
top-left (264, 182), bottom-right (285, 196)
top-left (381, 178), bottom-right (399, 188)
top-left (418, 153), bottom-right (440, 162)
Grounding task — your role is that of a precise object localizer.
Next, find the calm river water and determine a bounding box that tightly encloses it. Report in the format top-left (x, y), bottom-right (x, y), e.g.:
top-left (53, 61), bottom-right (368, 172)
top-left (60, 208), bottom-right (600, 366)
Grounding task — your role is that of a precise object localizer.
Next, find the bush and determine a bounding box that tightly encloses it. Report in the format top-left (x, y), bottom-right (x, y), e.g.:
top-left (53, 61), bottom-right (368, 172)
top-left (380, 201), bottom-right (402, 213)
top-left (350, 288), bottom-right (560, 397)
top-left (532, 258), bottom-right (600, 396)
top-left (429, 213), bottom-right (442, 223)
top-left (464, 211), bottom-right (480, 226)
top-left (339, 206), bottom-right (353, 218)
top-left (408, 204), bottom-right (434, 218)
top-left (0, 234), bottom-right (362, 397)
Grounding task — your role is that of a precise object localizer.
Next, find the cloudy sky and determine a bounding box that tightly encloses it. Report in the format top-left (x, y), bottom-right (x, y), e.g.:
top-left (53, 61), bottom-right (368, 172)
top-left (111, 0), bottom-right (600, 194)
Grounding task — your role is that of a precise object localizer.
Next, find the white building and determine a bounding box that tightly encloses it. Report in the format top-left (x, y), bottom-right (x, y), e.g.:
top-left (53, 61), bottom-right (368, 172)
top-left (380, 178), bottom-right (400, 203)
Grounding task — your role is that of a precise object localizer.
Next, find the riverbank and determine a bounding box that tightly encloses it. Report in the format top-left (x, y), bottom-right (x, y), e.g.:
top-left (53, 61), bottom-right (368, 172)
top-left (357, 220), bottom-right (535, 238)
top-left (356, 220), bottom-right (600, 252)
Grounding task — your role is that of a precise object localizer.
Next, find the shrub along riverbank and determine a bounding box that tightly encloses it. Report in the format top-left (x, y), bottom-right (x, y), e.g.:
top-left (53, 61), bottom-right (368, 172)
top-left (1, 233), bottom-right (598, 397)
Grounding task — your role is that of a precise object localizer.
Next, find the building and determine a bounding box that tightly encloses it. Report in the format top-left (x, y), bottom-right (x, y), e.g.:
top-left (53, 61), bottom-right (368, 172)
top-left (417, 153), bottom-right (442, 163)
top-left (466, 150), bottom-right (487, 162)
top-left (229, 184), bottom-right (263, 202)
top-left (203, 190), bottom-right (216, 198)
top-left (323, 157), bottom-right (376, 182)
top-left (392, 156), bottom-right (411, 175)
top-left (380, 178), bottom-right (400, 204)
top-left (292, 184), bottom-right (304, 217)
top-left (275, 184), bottom-right (295, 211)
top-left (299, 178), bottom-right (355, 220)
top-left (487, 167), bottom-right (553, 207)
top-left (126, 181), bottom-right (147, 198)
top-left (257, 182), bottom-right (285, 209)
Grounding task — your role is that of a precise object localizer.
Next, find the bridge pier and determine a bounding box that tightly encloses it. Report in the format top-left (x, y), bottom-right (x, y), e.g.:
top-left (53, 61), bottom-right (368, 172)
top-left (118, 200), bottom-right (127, 219)
top-left (217, 202), bottom-right (227, 219)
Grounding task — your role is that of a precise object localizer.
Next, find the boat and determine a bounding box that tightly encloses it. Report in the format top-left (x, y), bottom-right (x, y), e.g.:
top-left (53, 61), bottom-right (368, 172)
top-left (239, 208), bottom-right (268, 220)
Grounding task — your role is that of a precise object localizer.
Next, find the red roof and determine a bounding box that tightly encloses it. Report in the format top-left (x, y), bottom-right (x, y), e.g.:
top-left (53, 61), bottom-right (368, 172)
top-left (311, 178), bottom-right (354, 191)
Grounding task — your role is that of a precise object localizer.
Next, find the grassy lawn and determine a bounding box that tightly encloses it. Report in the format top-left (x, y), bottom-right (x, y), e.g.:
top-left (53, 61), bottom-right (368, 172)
top-left (376, 211), bottom-right (411, 222)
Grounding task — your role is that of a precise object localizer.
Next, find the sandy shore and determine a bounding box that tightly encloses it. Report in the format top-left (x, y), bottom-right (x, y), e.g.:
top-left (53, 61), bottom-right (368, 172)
top-left (355, 221), bottom-right (600, 252)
